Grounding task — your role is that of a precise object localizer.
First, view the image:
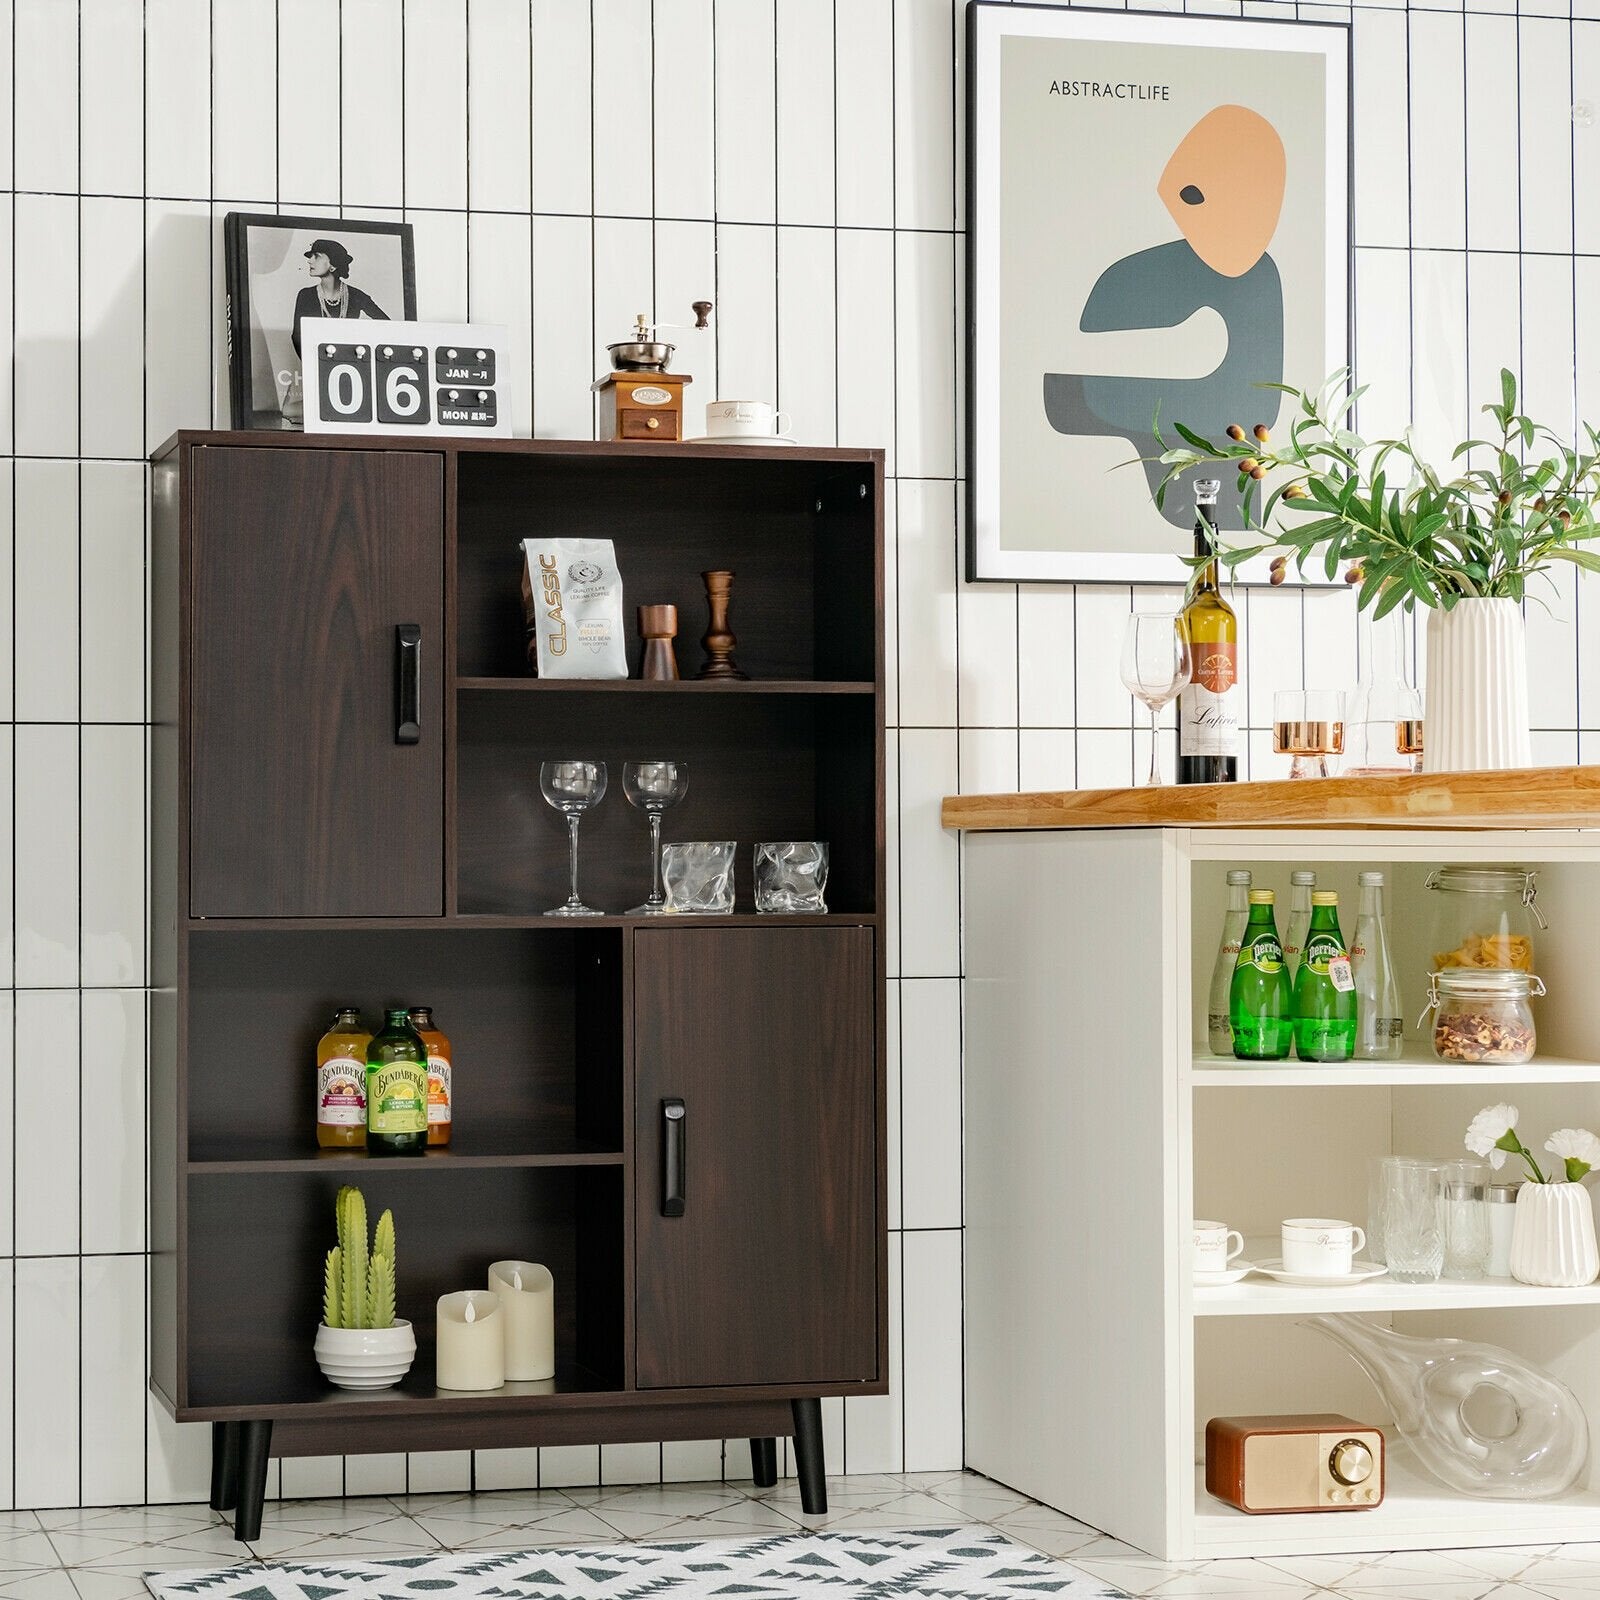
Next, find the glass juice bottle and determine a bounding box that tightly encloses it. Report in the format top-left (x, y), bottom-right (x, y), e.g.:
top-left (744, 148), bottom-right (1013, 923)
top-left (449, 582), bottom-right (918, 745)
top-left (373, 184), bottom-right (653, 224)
top-left (1284, 869), bottom-right (1316, 980)
top-left (409, 1005), bottom-right (453, 1148)
top-left (1294, 891), bottom-right (1357, 1062)
top-left (1230, 890), bottom-right (1293, 1061)
top-left (366, 1008), bottom-right (429, 1156)
top-left (316, 1008), bottom-right (370, 1148)
top-left (1208, 869), bottom-right (1253, 1055)
top-left (1351, 870), bottom-right (1403, 1060)
top-left (1176, 478), bottom-right (1240, 784)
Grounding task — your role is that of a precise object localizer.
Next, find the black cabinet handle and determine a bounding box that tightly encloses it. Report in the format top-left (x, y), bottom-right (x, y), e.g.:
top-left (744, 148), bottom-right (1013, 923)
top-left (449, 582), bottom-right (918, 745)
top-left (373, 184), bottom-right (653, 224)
top-left (395, 624), bottom-right (421, 744)
top-left (662, 1098), bottom-right (686, 1217)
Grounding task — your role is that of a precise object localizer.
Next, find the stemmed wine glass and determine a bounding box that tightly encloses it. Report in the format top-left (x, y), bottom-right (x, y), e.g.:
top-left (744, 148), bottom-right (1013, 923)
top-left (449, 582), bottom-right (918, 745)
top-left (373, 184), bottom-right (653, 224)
top-left (623, 760), bottom-right (689, 915)
top-left (1119, 613), bottom-right (1193, 786)
top-left (540, 760), bottom-right (607, 916)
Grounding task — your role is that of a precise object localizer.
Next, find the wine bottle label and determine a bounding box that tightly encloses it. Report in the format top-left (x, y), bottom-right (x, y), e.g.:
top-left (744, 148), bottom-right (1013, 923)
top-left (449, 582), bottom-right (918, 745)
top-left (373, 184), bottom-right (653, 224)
top-left (1237, 932), bottom-right (1284, 973)
top-left (1179, 641), bottom-right (1239, 756)
top-left (427, 1055), bottom-right (452, 1125)
top-left (367, 1062), bottom-right (428, 1134)
top-left (317, 1062), bottom-right (366, 1126)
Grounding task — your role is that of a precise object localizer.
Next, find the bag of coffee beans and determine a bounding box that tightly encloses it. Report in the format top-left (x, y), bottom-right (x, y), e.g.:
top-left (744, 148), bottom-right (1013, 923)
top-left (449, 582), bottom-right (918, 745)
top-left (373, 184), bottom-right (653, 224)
top-left (520, 537), bottom-right (628, 678)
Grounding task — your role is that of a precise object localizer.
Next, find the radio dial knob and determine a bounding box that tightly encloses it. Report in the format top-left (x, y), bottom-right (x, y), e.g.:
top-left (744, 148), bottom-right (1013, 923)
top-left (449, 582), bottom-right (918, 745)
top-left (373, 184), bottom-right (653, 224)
top-left (1329, 1439), bottom-right (1374, 1486)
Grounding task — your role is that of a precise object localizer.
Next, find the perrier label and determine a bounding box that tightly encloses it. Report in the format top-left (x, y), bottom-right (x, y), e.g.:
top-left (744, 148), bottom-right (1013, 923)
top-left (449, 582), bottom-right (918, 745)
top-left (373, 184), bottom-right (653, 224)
top-left (1229, 890), bottom-right (1293, 1061)
top-left (366, 1008), bottom-right (429, 1155)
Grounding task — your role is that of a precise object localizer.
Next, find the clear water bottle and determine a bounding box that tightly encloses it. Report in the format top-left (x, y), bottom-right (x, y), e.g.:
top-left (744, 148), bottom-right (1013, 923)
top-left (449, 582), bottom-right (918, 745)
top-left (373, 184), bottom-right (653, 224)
top-left (1208, 870), bottom-right (1252, 1055)
top-left (1284, 869), bottom-right (1316, 980)
top-left (1351, 869), bottom-right (1403, 1060)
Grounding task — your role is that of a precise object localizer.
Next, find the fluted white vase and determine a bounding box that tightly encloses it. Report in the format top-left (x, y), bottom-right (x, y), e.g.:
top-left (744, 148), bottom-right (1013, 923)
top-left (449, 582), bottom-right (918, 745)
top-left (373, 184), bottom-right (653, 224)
top-left (1423, 598), bottom-right (1532, 772)
top-left (1509, 1183), bottom-right (1599, 1288)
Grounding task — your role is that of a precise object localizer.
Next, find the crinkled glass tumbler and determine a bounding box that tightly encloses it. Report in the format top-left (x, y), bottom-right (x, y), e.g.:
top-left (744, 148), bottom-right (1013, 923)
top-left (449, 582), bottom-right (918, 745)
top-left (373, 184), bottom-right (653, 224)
top-left (1382, 1157), bottom-right (1444, 1283)
top-left (661, 841), bottom-right (736, 914)
top-left (754, 841), bottom-right (829, 914)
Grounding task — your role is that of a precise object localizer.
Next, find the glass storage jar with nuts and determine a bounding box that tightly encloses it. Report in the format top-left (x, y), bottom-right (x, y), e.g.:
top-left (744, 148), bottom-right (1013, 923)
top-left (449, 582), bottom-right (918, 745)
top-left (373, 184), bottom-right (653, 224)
top-left (1426, 969), bottom-right (1545, 1065)
top-left (1424, 866), bottom-right (1544, 983)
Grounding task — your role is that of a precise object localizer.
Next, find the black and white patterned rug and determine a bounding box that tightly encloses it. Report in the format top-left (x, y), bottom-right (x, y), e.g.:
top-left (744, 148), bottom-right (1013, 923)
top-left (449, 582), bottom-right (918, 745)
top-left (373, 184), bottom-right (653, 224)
top-left (144, 1525), bottom-right (1125, 1598)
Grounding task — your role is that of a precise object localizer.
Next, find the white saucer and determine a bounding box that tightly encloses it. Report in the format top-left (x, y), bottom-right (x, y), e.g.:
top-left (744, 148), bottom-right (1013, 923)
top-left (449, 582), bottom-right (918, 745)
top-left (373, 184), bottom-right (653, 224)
top-left (684, 434), bottom-right (798, 446)
top-left (1193, 1261), bottom-right (1256, 1287)
top-left (1253, 1258), bottom-right (1389, 1288)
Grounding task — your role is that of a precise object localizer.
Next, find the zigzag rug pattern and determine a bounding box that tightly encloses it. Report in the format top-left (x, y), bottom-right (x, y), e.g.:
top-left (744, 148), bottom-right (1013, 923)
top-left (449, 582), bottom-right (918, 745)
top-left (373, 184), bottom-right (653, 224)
top-left (144, 1525), bottom-right (1126, 1599)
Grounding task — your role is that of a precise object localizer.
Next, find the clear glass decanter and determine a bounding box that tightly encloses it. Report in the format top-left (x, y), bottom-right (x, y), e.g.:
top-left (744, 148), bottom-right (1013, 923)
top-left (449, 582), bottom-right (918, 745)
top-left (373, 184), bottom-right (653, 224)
top-left (1306, 1314), bottom-right (1589, 1499)
top-left (1344, 607), bottom-right (1422, 775)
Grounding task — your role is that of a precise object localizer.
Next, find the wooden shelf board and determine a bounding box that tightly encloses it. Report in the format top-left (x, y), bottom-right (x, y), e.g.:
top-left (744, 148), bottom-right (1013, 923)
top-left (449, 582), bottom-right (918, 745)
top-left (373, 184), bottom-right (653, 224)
top-left (1192, 1452), bottom-right (1600, 1555)
top-left (1189, 1051), bottom-right (1600, 1087)
top-left (1193, 1265), bottom-right (1600, 1317)
top-left (184, 1360), bottom-right (624, 1422)
top-left (457, 676), bottom-right (876, 695)
top-left (188, 1135), bottom-right (624, 1174)
top-left (943, 766), bottom-right (1600, 833)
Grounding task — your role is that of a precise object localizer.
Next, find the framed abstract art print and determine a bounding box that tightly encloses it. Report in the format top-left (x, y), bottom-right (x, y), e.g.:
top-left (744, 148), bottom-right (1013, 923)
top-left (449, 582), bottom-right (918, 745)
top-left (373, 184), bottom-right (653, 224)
top-left (965, 1), bottom-right (1350, 582)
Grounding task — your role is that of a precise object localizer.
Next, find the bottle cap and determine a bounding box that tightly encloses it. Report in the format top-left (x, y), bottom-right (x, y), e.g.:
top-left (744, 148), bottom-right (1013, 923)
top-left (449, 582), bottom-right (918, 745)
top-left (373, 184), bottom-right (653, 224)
top-left (1249, 889), bottom-right (1276, 904)
top-left (1226, 870), bottom-right (1252, 885)
top-left (409, 1006), bottom-right (432, 1021)
top-left (1194, 478), bottom-right (1221, 503)
top-left (1358, 871), bottom-right (1385, 886)
top-left (1290, 870), bottom-right (1317, 886)
top-left (1312, 890), bottom-right (1339, 905)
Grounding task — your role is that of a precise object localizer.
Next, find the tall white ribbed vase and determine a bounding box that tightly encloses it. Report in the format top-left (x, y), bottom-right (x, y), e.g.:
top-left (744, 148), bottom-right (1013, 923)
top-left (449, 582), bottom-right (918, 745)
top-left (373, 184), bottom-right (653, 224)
top-left (1423, 598), bottom-right (1532, 772)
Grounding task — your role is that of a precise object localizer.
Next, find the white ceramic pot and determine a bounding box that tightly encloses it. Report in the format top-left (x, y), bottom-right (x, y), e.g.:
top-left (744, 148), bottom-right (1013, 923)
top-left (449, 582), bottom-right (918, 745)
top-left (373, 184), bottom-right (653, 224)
top-left (314, 1319), bottom-right (416, 1390)
top-left (1423, 598), bottom-right (1532, 772)
top-left (1509, 1183), bottom-right (1599, 1288)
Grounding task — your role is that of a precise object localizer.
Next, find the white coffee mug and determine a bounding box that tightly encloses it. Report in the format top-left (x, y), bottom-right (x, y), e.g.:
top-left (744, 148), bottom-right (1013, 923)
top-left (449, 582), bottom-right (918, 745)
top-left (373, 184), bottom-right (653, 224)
top-left (705, 398), bottom-right (791, 438)
top-left (1193, 1220), bottom-right (1245, 1276)
top-left (1282, 1218), bottom-right (1365, 1277)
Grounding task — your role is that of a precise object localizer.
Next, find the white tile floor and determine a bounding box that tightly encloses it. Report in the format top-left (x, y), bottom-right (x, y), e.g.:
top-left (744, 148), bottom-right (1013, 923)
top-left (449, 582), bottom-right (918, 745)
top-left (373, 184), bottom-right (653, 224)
top-left (1, 1472), bottom-right (1597, 1599)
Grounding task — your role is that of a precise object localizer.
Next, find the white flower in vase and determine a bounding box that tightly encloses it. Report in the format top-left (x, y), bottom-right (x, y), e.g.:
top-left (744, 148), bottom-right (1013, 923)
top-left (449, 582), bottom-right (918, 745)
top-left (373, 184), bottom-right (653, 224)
top-left (1544, 1128), bottom-right (1600, 1184)
top-left (1466, 1104), bottom-right (1521, 1171)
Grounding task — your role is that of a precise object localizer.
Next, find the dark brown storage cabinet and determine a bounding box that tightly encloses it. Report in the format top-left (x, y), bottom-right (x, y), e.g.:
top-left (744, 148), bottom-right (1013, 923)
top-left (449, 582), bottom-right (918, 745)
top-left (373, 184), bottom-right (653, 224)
top-left (149, 434), bottom-right (887, 1538)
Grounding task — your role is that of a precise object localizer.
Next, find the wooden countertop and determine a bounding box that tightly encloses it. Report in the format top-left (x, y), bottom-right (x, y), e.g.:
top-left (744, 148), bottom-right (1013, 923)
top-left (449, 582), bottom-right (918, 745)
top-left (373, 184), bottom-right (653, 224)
top-left (942, 765), bottom-right (1600, 833)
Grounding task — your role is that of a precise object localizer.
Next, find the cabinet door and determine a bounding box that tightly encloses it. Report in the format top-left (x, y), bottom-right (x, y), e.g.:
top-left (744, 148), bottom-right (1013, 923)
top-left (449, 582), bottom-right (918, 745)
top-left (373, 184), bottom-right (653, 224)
top-left (189, 448), bottom-right (445, 917)
top-left (634, 926), bottom-right (878, 1389)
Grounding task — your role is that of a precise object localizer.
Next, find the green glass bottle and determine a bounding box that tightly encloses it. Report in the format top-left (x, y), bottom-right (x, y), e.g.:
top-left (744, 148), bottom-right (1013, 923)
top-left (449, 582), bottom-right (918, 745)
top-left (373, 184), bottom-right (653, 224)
top-left (1293, 891), bottom-right (1357, 1062)
top-left (366, 1007), bottom-right (429, 1156)
top-left (1230, 889), bottom-right (1293, 1061)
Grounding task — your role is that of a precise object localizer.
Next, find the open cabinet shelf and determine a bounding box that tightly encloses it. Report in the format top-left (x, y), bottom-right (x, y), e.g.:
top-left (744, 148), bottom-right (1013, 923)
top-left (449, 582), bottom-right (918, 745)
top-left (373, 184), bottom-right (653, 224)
top-left (963, 820), bottom-right (1600, 1561)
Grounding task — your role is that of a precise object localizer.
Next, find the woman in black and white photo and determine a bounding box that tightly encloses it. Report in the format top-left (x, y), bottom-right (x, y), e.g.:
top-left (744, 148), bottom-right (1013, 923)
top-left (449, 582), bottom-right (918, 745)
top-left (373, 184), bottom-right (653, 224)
top-left (291, 238), bottom-right (391, 354)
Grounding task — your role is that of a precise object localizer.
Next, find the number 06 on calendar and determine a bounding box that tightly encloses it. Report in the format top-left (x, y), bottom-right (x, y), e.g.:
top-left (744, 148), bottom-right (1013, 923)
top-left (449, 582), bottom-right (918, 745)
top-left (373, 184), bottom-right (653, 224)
top-left (302, 321), bottom-right (513, 437)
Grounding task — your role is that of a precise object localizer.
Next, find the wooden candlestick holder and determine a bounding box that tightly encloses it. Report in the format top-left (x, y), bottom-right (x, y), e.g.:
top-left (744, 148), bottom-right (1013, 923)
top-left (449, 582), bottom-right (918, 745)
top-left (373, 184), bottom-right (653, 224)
top-left (695, 570), bottom-right (747, 681)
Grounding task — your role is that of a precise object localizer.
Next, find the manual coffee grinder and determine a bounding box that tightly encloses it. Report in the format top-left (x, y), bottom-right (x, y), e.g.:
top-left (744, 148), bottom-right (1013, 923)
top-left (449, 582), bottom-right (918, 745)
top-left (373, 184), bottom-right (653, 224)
top-left (593, 301), bottom-right (713, 442)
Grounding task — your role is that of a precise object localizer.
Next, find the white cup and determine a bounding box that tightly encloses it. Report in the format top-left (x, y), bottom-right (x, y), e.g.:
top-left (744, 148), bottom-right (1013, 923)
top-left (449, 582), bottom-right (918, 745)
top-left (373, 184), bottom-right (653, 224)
top-left (1193, 1220), bottom-right (1245, 1276)
top-left (1282, 1217), bottom-right (1365, 1277)
top-left (705, 398), bottom-right (791, 438)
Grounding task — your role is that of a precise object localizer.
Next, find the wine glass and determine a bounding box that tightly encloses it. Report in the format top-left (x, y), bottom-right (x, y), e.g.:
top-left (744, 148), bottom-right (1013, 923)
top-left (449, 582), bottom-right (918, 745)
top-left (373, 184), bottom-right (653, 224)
top-left (1273, 690), bottom-right (1346, 779)
top-left (540, 760), bottom-right (607, 915)
top-left (1119, 613), bottom-right (1193, 786)
top-left (623, 760), bottom-right (689, 915)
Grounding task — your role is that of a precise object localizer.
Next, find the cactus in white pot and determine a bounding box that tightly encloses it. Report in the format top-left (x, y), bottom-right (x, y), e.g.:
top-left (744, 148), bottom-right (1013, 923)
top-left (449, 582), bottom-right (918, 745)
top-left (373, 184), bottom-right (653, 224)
top-left (314, 1186), bottom-right (415, 1388)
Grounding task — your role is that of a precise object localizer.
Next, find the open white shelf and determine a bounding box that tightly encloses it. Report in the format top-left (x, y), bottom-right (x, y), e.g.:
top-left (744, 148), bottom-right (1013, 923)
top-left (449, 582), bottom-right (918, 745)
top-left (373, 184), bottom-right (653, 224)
top-left (1189, 1051), bottom-right (1600, 1087)
top-left (964, 824), bottom-right (1600, 1561)
top-left (1192, 1449), bottom-right (1600, 1556)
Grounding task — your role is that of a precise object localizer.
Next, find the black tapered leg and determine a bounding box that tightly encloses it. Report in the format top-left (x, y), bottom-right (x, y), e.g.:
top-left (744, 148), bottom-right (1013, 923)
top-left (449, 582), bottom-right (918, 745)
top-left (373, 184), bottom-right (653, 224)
top-left (749, 1436), bottom-right (779, 1488)
top-left (209, 1422), bottom-right (242, 1512)
top-left (231, 1421), bottom-right (273, 1542)
top-left (791, 1398), bottom-right (827, 1515)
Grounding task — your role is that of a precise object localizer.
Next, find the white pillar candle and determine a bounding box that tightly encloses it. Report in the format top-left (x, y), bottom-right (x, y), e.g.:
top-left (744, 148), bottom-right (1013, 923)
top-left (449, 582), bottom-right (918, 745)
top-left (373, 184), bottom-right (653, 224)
top-left (435, 1290), bottom-right (504, 1391)
top-left (488, 1260), bottom-right (555, 1381)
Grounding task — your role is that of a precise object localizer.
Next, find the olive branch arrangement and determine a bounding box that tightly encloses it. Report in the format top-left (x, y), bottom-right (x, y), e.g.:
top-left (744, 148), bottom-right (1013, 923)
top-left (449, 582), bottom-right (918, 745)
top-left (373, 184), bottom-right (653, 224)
top-left (1151, 369), bottom-right (1600, 617)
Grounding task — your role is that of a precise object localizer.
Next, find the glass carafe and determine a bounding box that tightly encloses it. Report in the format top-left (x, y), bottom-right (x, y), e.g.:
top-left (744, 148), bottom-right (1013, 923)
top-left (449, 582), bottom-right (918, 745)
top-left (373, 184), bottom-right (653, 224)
top-left (1306, 1315), bottom-right (1589, 1499)
top-left (1344, 606), bottom-right (1422, 775)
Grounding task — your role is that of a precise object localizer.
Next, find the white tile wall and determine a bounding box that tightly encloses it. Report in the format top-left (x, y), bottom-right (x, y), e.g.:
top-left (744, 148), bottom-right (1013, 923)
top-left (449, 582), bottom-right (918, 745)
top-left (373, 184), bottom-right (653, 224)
top-left (4, 0), bottom-right (1595, 1512)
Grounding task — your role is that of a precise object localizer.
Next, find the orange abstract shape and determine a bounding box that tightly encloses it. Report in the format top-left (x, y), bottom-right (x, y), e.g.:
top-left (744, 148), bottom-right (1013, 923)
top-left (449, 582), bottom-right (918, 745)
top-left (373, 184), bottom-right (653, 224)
top-left (1158, 105), bottom-right (1286, 278)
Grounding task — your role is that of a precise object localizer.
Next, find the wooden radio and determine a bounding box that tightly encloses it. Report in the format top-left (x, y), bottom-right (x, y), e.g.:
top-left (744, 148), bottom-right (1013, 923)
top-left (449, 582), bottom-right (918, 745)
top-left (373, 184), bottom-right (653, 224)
top-left (1205, 1414), bottom-right (1384, 1514)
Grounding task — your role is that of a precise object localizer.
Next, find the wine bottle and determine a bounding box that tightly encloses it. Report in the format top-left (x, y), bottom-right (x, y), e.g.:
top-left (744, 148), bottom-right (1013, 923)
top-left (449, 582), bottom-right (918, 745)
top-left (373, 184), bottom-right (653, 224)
top-left (1177, 478), bottom-right (1239, 784)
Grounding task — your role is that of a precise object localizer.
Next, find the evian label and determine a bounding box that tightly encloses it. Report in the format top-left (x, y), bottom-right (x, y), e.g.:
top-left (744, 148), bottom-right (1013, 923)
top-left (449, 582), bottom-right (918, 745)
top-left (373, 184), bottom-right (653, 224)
top-left (1180, 640), bottom-right (1239, 758)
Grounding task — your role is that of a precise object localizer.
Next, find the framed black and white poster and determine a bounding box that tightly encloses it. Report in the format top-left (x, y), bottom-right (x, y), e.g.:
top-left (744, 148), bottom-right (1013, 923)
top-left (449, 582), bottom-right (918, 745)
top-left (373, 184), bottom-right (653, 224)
top-left (224, 212), bottom-right (417, 430)
top-left (965, 2), bottom-right (1350, 582)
